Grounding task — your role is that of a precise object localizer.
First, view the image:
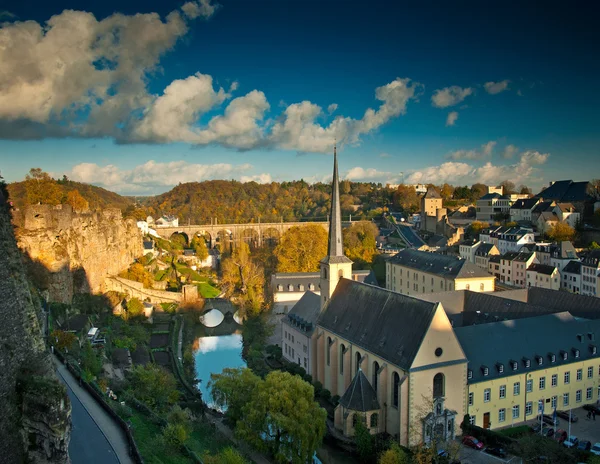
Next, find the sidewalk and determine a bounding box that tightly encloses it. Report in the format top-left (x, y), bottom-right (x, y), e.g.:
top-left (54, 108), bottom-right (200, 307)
top-left (53, 356), bottom-right (134, 464)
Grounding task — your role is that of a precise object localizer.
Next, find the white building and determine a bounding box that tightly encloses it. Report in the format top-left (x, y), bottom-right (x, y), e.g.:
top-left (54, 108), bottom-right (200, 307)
top-left (526, 263), bottom-right (560, 290)
top-left (155, 215), bottom-right (179, 227)
top-left (497, 227), bottom-right (535, 255)
top-left (582, 250), bottom-right (600, 297)
top-left (561, 260), bottom-right (582, 294)
top-left (509, 198), bottom-right (540, 223)
top-left (281, 292), bottom-right (320, 374)
top-left (553, 203), bottom-right (580, 228)
top-left (459, 239), bottom-right (481, 263)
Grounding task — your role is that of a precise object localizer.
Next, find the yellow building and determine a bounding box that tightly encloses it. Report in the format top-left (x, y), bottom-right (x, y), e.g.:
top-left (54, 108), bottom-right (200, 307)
top-left (386, 248), bottom-right (495, 296)
top-left (455, 312), bottom-right (600, 430)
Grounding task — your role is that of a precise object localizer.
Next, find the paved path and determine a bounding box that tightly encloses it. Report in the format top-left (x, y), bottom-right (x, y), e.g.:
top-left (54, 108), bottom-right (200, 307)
top-left (178, 317), bottom-right (184, 362)
top-left (53, 356), bottom-right (134, 464)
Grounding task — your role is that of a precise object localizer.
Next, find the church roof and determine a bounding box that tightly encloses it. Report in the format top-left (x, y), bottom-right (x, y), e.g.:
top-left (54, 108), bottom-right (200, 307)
top-left (339, 369), bottom-right (380, 412)
top-left (284, 291), bottom-right (321, 336)
top-left (423, 187), bottom-right (442, 199)
top-left (389, 249), bottom-right (493, 280)
top-left (317, 279), bottom-right (438, 370)
top-left (536, 180), bottom-right (592, 203)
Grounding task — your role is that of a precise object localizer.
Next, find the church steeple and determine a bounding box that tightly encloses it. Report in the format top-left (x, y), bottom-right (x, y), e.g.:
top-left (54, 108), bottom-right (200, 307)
top-left (320, 142), bottom-right (352, 310)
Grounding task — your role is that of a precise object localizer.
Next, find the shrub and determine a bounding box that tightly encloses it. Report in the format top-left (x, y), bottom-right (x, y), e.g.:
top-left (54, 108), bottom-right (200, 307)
top-left (320, 388), bottom-right (331, 402)
top-left (163, 422), bottom-right (188, 446)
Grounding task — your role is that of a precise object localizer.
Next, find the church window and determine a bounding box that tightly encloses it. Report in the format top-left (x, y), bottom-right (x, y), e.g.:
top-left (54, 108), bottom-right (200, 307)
top-left (372, 362), bottom-right (380, 393)
top-left (339, 269), bottom-right (344, 278)
top-left (433, 373), bottom-right (445, 398)
top-left (298, 284), bottom-right (304, 291)
top-left (288, 284), bottom-right (293, 291)
top-left (480, 283), bottom-right (484, 291)
top-left (355, 352), bottom-right (361, 374)
top-left (327, 337), bottom-right (332, 366)
top-left (323, 268), bottom-right (328, 279)
top-left (352, 414), bottom-right (358, 427)
top-left (340, 344), bottom-right (345, 374)
top-left (370, 413), bottom-right (378, 428)
top-left (392, 372), bottom-right (400, 408)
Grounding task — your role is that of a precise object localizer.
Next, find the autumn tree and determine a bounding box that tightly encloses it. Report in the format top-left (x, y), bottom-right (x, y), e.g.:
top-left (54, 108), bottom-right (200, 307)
top-left (191, 236), bottom-right (209, 262)
top-left (518, 184), bottom-right (532, 195)
top-left (468, 221), bottom-right (490, 237)
top-left (378, 443), bottom-right (409, 464)
top-left (439, 183), bottom-right (454, 201)
top-left (274, 225), bottom-right (328, 273)
top-left (50, 329), bottom-right (77, 352)
top-left (392, 185), bottom-right (419, 214)
top-left (343, 221), bottom-right (378, 267)
top-left (24, 168), bottom-right (62, 205)
top-left (209, 367), bottom-right (262, 423)
top-left (547, 222), bottom-right (576, 242)
top-left (119, 263), bottom-right (154, 288)
top-left (470, 183), bottom-right (488, 201)
top-left (129, 364), bottom-right (180, 411)
top-left (221, 242), bottom-right (265, 314)
top-left (66, 189), bottom-right (89, 211)
top-left (124, 297), bottom-right (145, 320)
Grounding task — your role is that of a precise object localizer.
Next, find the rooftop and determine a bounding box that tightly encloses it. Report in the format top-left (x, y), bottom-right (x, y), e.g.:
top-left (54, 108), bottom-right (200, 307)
top-left (563, 260), bottom-right (582, 274)
top-left (339, 369), bottom-right (380, 412)
top-left (527, 263), bottom-right (557, 275)
top-left (536, 180), bottom-right (593, 203)
top-left (389, 249), bottom-right (493, 280)
top-left (283, 291), bottom-right (320, 335)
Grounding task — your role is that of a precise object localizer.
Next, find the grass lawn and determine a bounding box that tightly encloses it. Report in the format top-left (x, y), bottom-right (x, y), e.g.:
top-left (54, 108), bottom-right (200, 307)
top-left (175, 264), bottom-right (204, 282)
top-left (187, 419), bottom-right (232, 456)
top-left (155, 270), bottom-right (167, 281)
top-left (198, 282), bottom-right (220, 298)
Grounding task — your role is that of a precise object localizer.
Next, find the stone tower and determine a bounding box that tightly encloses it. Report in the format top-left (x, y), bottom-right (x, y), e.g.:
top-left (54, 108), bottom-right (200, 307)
top-left (320, 144), bottom-right (353, 310)
top-left (421, 187), bottom-right (443, 233)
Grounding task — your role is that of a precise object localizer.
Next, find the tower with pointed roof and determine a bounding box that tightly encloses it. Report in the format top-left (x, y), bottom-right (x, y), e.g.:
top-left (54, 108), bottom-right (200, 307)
top-left (320, 143), bottom-right (353, 310)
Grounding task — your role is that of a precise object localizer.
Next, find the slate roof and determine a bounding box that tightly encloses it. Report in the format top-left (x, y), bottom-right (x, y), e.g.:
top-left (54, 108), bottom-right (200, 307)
top-left (272, 270), bottom-right (375, 292)
top-left (489, 255), bottom-right (501, 264)
top-left (475, 243), bottom-right (497, 256)
top-left (284, 291), bottom-right (321, 336)
top-left (317, 279), bottom-right (438, 370)
top-left (526, 287), bottom-right (600, 319)
top-left (455, 312), bottom-right (600, 384)
top-left (339, 369), bottom-right (380, 412)
top-left (536, 180), bottom-right (592, 203)
top-left (479, 193), bottom-right (507, 200)
top-left (389, 249), bottom-right (492, 279)
top-left (423, 187), bottom-right (442, 199)
top-left (531, 201), bottom-right (555, 214)
top-left (461, 239), bottom-right (479, 247)
top-left (550, 241), bottom-right (578, 260)
top-left (513, 251), bottom-right (535, 262)
top-left (582, 250), bottom-right (600, 268)
top-left (511, 198), bottom-right (539, 210)
top-left (527, 263), bottom-right (557, 275)
top-left (143, 240), bottom-right (154, 250)
top-left (563, 260), bottom-right (582, 274)
top-left (539, 211), bottom-right (559, 222)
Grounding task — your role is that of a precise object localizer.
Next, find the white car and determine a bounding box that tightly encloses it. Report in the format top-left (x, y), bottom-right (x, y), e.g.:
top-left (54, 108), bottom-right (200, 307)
top-left (563, 437), bottom-right (578, 448)
top-left (591, 443), bottom-right (600, 456)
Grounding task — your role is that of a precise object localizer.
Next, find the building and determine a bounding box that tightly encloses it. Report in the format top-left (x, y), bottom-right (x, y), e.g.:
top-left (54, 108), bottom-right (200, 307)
top-left (386, 249), bottom-right (495, 295)
top-left (536, 180), bottom-right (597, 217)
top-left (512, 251), bottom-right (538, 288)
top-left (537, 211), bottom-right (559, 235)
top-left (510, 198), bottom-right (540, 223)
top-left (530, 201), bottom-right (556, 226)
top-left (459, 239), bottom-right (481, 263)
top-left (548, 241), bottom-right (578, 271)
top-left (479, 226), bottom-right (509, 248)
top-left (476, 193), bottom-right (511, 221)
top-left (562, 260), bottom-right (582, 294)
top-left (526, 263), bottom-right (560, 290)
top-left (281, 291), bottom-right (320, 376)
top-left (488, 255), bottom-right (501, 280)
top-left (474, 243), bottom-right (500, 271)
top-left (420, 187), bottom-right (443, 234)
top-left (456, 312), bottom-right (600, 431)
top-left (497, 227), bottom-right (535, 255)
top-left (155, 215), bottom-right (179, 227)
top-left (488, 186), bottom-right (504, 195)
top-left (554, 203), bottom-right (580, 228)
top-left (581, 250), bottom-right (600, 297)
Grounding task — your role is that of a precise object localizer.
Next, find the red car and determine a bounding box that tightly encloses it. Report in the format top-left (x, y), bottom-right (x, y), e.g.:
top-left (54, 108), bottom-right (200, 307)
top-left (462, 435), bottom-right (484, 450)
top-left (554, 429), bottom-right (568, 444)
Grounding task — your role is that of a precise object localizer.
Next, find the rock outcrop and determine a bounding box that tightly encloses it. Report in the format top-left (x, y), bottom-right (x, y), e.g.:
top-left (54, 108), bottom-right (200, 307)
top-left (14, 205), bottom-right (143, 303)
top-left (0, 201), bottom-right (71, 463)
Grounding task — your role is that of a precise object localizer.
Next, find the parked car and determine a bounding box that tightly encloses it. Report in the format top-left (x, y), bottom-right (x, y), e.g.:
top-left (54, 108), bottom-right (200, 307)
top-left (553, 429), bottom-right (568, 444)
top-left (543, 427), bottom-right (554, 438)
top-left (484, 447), bottom-right (507, 458)
top-left (462, 436), bottom-right (484, 450)
top-left (577, 440), bottom-right (591, 451)
top-left (583, 404), bottom-right (600, 415)
top-left (591, 443), bottom-right (600, 456)
top-left (436, 450), bottom-right (460, 464)
top-left (563, 436), bottom-right (579, 448)
top-left (537, 414), bottom-right (559, 426)
top-left (556, 410), bottom-right (578, 422)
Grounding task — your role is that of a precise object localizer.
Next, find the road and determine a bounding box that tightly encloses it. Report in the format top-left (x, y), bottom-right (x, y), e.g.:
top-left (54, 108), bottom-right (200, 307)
top-left (395, 222), bottom-right (426, 248)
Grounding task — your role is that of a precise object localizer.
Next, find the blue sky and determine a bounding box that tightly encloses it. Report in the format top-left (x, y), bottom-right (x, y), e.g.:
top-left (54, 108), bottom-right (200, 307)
top-left (1, 0), bottom-right (599, 195)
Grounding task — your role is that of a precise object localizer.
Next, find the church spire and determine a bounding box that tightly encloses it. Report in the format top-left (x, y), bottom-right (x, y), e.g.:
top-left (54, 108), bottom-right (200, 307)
top-left (327, 141), bottom-right (344, 257)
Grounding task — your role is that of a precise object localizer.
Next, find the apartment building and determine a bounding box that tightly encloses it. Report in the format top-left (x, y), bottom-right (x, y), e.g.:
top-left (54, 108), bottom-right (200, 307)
top-left (475, 243), bottom-right (500, 271)
top-left (527, 264), bottom-right (560, 290)
top-left (562, 260), bottom-right (582, 294)
top-left (497, 227), bottom-right (535, 255)
top-left (582, 250), bottom-right (600, 297)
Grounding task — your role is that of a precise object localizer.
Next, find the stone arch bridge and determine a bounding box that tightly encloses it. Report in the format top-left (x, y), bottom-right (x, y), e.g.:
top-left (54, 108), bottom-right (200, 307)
top-left (154, 220), bottom-right (353, 248)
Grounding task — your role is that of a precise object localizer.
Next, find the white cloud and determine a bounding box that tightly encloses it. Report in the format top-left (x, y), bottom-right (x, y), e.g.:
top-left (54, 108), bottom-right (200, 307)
top-left (68, 160), bottom-right (257, 194)
top-left (406, 162), bottom-right (473, 185)
top-left (446, 111), bottom-right (459, 126)
top-left (502, 144), bottom-right (518, 159)
top-left (239, 173), bottom-right (272, 183)
top-left (431, 86), bottom-right (473, 108)
top-left (484, 80), bottom-right (510, 95)
top-left (520, 150), bottom-right (549, 165)
top-left (447, 141), bottom-right (496, 160)
top-left (181, 0), bottom-right (219, 19)
top-left (345, 167), bottom-right (394, 181)
top-left (327, 103), bottom-right (338, 114)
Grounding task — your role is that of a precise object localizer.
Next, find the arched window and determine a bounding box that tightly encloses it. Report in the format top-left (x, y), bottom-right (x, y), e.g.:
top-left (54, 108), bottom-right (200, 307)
top-left (298, 284), bottom-right (304, 291)
top-left (392, 372), bottom-right (400, 408)
top-left (339, 269), bottom-right (344, 278)
top-left (433, 373), bottom-right (445, 398)
top-left (352, 414), bottom-right (358, 427)
top-left (340, 344), bottom-right (345, 374)
top-left (277, 285), bottom-right (283, 291)
top-left (288, 284), bottom-right (293, 291)
top-left (372, 361), bottom-right (380, 393)
top-left (355, 352), bottom-right (361, 374)
top-left (323, 268), bottom-right (328, 279)
top-left (370, 413), bottom-right (379, 428)
top-left (480, 283), bottom-right (484, 291)
top-left (327, 337), bottom-right (332, 366)
top-left (465, 284), bottom-right (470, 290)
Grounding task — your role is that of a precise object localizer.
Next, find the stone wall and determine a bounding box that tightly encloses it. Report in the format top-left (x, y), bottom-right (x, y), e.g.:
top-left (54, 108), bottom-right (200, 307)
top-left (0, 203), bottom-right (70, 463)
top-left (16, 205), bottom-right (144, 303)
top-left (104, 276), bottom-right (182, 303)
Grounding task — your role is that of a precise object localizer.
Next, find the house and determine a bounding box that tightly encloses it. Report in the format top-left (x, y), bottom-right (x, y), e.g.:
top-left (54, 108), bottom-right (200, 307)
top-left (456, 312), bottom-right (600, 431)
top-left (386, 249), bottom-right (496, 295)
top-left (474, 243), bottom-right (499, 271)
top-left (549, 241), bottom-right (578, 271)
top-left (526, 263), bottom-right (560, 290)
top-left (581, 250), bottom-right (600, 297)
top-left (512, 251), bottom-right (538, 288)
top-left (281, 291), bottom-right (320, 376)
top-left (459, 239), bottom-right (481, 263)
top-left (530, 201), bottom-right (556, 226)
top-left (536, 180), bottom-right (597, 217)
top-left (476, 193), bottom-right (511, 221)
top-left (510, 197), bottom-right (540, 223)
top-left (479, 226), bottom-right (509, 248)
top-left (488, 255), bottom-right (501, 280)
top-left (497, 227), bottom-right (535, 255)
top-left (554, 203), bottom-right (580, 228)
top-left (420, 187), bottom-right (443, 234)
top-left (155, 215), bottom-right (179, 227)
top-left (537, 211), bottom-right (560, 235)
top-left (561, 260), bottom-right (582, 294)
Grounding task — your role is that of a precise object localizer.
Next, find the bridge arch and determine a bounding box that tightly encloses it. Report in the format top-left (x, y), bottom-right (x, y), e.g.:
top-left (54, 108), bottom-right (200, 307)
top-left (242, 228), bottom-right (260, 249)
top-left (170, 231), bottom-right (189, 247)
top-left (216, 229), bottom-right (233, 252)
top-left (195, 230), bottom-right (213, 249)
top-left (262, 227), bottom-right (280, 246)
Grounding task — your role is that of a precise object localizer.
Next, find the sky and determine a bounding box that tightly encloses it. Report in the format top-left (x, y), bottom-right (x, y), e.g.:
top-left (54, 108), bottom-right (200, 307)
top-left (1, 0), bottom-right (599, 195)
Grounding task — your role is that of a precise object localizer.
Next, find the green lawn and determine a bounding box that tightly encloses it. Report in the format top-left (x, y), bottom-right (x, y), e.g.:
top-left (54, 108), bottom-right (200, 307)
top-left (197, 282), bottom-right (220, 298)
top-left (187, 420), bottom-right (232, 456)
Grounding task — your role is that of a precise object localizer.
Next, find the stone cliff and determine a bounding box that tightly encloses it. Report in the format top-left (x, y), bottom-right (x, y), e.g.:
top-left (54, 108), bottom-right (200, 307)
top-left (0, 201), bottom-right (71, 463)
top-left (14, 204), bottom-right (144, 303)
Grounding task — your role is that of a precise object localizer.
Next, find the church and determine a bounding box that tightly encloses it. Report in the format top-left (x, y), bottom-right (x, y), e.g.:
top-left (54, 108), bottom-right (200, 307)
top-left (281, 146), bottom-right (467, 447)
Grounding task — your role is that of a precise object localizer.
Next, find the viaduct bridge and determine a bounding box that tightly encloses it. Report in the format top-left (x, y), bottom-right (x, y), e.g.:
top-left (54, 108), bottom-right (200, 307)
top-left (153, 220), bottom-right (354, 248)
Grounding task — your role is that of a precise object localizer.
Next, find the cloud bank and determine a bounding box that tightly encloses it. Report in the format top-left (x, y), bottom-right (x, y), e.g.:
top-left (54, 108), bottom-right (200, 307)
top-left (431, 86), bottom-right (473, 108)
top-left (484, 80), bottom-right (510, 94)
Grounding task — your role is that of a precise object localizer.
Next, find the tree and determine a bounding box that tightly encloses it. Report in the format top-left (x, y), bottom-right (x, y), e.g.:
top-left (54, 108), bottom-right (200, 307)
top-left (518, 184), bottom-right (532, 195)
top-left (547, 222), bottom-right (575, 242)
top-left (203, 448), bottom-right (248, 464)
top-left (590, 242), bottom-right (600, 250)
top-left (499, 180), bottom-right (516, 195)
top-left (354, 418), bottom-right (373, 463)
top-left (274, 225), bottom-right (328, 273)
top-left (66, 189), bottom-right (89, 211)
top-left (80, 341), bottom-right (103, 378)
top-left (221, 242), bottom-right (265, 314)
top-left (129, 364), bottom-right (180, 411)
top-left (192, 236), bottom-right (209, 262)
top-left (119, 263), bottom-right (154, 288)
top-left (209, 368), bottom-right (262, 424)
top-left (124, 297), bottom-right (145, 320)
top-left (470, 183), bottom-right (488, 201)
top-left (235, 370), bottom-right (327, 464)
top-left (50, 330), bottom-right (77, 352)
top-left (439, 183), bottom-right (454, 201)
top-left (343, 221), bottom-right (379, 267)
top-left (378, 443), bottom-right (409, 464)
top-left (392, 185), bottom-right (419, 214)
top-left (468, 221), bottom-right (490, 237)
top-left (24, 168), bottom-right (62, 205)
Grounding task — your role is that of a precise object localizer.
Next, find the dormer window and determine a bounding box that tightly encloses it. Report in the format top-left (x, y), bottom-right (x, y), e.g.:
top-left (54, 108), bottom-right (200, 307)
top-left (288, 284), bottom-right (294, 291)
top-left (277, 285), bottom-right (283, 291)
top-left (496, 363), bottom-right (504, 373)
top-left (589, 333), bottom-right (596, 342)
top-left (536, 355), bottom-right (543, 366)
top-left (523, 357), bottom-right (530, 368)
top-left (468, 370), bottom-right (473, 379)
top-left (577, 334), bottom-right (584, 343)
top-left (573, 348), bottom-right (580, 358)
top-left (548, 353), bottom-right (556, 363)
top-left (590, 345), bottom-right (597, 355)
top-left (561, 350), bottom-right (568, 361)
top-left (482, 366), bottom-right (489, 376)
top-left (510, 360), bottom-right (518, 371)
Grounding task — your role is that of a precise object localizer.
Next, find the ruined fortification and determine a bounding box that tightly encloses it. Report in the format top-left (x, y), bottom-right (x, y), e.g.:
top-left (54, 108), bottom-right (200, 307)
top-left (15, 204), bottom-right (143, 303)
top-left (0, 202), bottom-right (71, 463)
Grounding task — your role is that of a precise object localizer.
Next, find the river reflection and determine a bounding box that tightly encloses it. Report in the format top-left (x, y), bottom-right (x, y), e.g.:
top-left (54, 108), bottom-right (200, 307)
top-left (193, 333), bottom-right (246, 408)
